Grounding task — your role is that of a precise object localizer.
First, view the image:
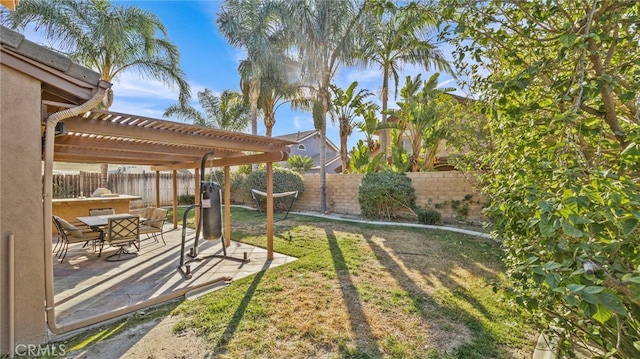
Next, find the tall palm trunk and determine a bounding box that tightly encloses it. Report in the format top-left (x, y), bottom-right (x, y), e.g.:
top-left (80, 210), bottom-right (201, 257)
top-left (100, 164), bottom-right (108, 189)
top-left (249, 80), bottom-right (260, 171)
top-left (339, 119), bottom-right (351, 173)
top-left (264, 96), bottom-right (276, 136)
top-left (381, 67), bottom-right (389, 159)
top-left (319, 76), bottom-right (330, 213)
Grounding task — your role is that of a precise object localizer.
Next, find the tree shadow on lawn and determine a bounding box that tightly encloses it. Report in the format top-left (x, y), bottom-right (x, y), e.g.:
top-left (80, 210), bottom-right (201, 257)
top-left (361, 227), bottom-right (525, 358)
top-left (326, 228), bottom-right (382, 358)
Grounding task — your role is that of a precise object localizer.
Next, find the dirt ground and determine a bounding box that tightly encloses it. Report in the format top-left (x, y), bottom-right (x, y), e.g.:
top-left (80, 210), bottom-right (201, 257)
top-left (66, 314), bottom-right (214, 359)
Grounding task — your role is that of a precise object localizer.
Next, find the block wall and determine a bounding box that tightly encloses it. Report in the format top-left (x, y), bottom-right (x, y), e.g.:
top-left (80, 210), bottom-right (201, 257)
top-left (294, 172), bottom-right (485, 222)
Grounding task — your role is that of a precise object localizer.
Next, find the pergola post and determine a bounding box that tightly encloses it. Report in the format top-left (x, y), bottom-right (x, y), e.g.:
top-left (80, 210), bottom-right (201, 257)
top-left (194, 167), bottom-right (200, 229)
top-left (224, 166), bottom-right (231, 246)
top-left (155, 170), bottom-right (160, 208)
top-left (266, 162), bottom-right (274, 260)
top-left (172, 169), bottom-right (178, 229)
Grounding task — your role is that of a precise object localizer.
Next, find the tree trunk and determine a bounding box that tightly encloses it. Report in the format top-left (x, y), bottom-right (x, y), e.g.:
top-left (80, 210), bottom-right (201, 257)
top-left (319, 88), bottom-right (328, 213)
top-left (250, 80), bottom-right (260, 171)
top-left (381, 67), bottom-right (389, 160)
top-left (339, 117), bottom-right (350, 173)
top-left (100, 163), bottom-right (108, 189)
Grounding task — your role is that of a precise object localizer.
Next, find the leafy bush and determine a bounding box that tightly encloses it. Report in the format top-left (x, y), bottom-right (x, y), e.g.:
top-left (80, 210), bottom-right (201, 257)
top-left (178, 194), bottom-right (195, 205)
top-left (417, 208), bottom-right (442, 225)
top-left (229, 172), bottom-right (245, 203)
top-left (359, 172), bottom-right (416, 220)
top-left (241, 168), bottom-right (305, 212)
top-left (204, 170), bottom-right (225, 187)
top-left (287, 154), bottom-right (315, 174)
top-left (440, 1), bottom-right (640, 355)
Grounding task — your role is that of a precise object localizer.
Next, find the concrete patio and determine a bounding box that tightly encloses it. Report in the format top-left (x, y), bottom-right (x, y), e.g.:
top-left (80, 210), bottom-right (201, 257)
top-left (52, 224), bottom-right (297, 327)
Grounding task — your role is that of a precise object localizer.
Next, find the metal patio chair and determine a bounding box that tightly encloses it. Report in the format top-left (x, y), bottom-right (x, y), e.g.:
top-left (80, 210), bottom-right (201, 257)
top-left (99, 215), bottom-right (140, 261)
top-left (52, 216), bottom-right (103, 262)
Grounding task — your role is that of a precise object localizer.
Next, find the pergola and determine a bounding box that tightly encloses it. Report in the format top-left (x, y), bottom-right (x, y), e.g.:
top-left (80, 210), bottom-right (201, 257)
top-left (43, 101), bottom-right (295, 260)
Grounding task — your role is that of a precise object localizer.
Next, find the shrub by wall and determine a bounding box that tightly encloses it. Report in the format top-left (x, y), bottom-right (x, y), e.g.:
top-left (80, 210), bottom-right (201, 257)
top-left (241, 168), bottom-right (305, 212)
top-left (296, 172), bottom-right (485, 222)
top-left (358, 172), bottom-right (416, 220)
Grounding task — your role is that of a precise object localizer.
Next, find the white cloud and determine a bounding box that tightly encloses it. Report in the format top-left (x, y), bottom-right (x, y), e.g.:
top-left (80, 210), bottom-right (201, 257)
top-left (109, 99), bottom-right (167, 119)
top-left (292, 115), bottom-right (312, 130)
top-left (111, 73), bottom-right (179, 101)
top-left (340, 68), bottom-right (380, 86)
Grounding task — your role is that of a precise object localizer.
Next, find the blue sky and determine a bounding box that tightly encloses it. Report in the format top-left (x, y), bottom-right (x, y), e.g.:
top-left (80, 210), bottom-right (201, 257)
top-left (21, 0), bottom-right (459, 150)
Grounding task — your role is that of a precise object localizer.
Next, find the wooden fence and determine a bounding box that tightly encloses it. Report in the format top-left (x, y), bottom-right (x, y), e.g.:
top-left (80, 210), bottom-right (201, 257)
top-left (52, 172), bottom-right (196, 207)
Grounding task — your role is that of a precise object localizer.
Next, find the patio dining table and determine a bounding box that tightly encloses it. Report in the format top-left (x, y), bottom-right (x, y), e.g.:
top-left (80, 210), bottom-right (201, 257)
top-left (77, 213), bottom-right (144, 230)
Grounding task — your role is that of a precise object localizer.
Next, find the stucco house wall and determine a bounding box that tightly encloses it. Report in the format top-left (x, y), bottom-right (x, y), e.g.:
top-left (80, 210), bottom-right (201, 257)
top-left (278, 131), bottom-right (341, 174)
top-left (0, 63), bottom-right (47, 353)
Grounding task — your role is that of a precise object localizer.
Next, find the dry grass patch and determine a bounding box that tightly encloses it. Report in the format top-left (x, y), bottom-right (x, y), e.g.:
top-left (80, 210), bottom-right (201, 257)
top-left (171, 209), bottom-right (536, 358)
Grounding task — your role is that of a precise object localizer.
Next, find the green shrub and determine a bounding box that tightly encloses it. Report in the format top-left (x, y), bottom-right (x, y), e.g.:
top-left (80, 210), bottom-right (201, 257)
top-left (359, 171), bottom-right (416, 220)
top-left (241, 168), bottom-right (304, 212)
top-left (229, 172), bottom-right (245, 204)
top-left (204, 170), bottom-right (225, 187)
top-left (178, 194), bottom-right (195, 205)
top-left (417, 208), bottom-right (442, 225)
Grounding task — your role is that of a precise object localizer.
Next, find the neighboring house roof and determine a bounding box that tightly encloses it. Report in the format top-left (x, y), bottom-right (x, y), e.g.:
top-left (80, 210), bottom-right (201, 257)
top-left (275, 130), bottom-right (317, 142)
top-left (275, 130), bottom-right (340, 153)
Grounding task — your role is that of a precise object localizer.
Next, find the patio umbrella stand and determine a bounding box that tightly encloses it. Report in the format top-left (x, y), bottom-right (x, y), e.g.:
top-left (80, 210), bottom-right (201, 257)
top-left (179, 152), bottom-right (249, 279)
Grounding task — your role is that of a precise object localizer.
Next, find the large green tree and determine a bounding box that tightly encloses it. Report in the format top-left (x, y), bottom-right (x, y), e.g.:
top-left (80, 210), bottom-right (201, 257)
top-left (2, 0), bottom-right (191, 187)
top-left (360, 1), bottom-right (452, 158)
top-left (282, 0), bottom-right (369, 211)
top-left (329, 81), bottom-right (375, 172)
top-left (164, 89), bottom-right (250, 132)
top-left (387, 73), bottom-right (454, 172)
top-left (440, 1), bottom-right (640, 356)
top-left (217, 0), bottom-right (284, 139)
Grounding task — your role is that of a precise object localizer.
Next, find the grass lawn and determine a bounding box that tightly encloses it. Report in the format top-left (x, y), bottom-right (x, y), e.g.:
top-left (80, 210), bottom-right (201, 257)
top-left (165, 207), bottom-right (536, 358)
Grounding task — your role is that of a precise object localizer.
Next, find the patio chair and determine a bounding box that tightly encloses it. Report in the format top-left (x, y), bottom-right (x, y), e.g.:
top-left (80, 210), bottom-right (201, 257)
top-left (89, 207), bottom-right (115, 216)
top-left (139, 208), bottom-right (167, 245)
top-left (99, 215), bottom-right (140, 261)
top-left (130, 206), bottom-right (157, 224)
top-left (52, 216), bottom-right (103, 262)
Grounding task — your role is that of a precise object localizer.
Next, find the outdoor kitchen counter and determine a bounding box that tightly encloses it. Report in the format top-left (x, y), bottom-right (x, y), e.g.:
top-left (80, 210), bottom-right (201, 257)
top-left (52, 195), bottom-right (142, 225)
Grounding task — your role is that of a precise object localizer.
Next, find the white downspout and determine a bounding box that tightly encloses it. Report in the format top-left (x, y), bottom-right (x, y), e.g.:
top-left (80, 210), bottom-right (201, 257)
top-left (43, 90), bottom-right (106, 333)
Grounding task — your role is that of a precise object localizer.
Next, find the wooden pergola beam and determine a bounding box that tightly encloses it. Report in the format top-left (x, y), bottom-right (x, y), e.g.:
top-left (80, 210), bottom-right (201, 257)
top-left (150, 151), bottom-right (289, 171)
top-left (63, 116), bottom-right (289, 153)
top-left (54, 147), bottom-right (199, 164)
top-left (54, 135), bottom-right (239, 159)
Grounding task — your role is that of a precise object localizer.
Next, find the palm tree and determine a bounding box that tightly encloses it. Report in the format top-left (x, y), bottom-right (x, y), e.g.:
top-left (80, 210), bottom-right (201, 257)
top-left (329, 81), bottom-right (374, 172)
top-left (282, 0), bottom-right (369, 212)
top-left (252, 58), bottom-right (305, 137)
top-left (164, 89), bottom-right (250, 132)
top-left (217, 0), bottom-right (284, 139)
top-left (2, 0), bottom-right (191, 187)
top-left (388, 73), bottom-right (454, 172)
top-left (355, 104), bottom-right (384, 152)
top-left (361, 2), bottom-right (453, 158)
top-left (287, 154), bottom-right (314, 174)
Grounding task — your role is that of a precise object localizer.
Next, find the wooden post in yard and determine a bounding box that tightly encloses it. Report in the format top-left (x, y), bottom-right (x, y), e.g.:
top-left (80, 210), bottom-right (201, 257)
top-left (172, 169), bottom-right (178, 229)
top-left (224, 166), bottom-right (231, 246)
top-left (155, 170), bottom-right (160, 208)
top-left (266, 162), bottom-right (274, 260)
top-left (194, 168), bottom-right (200, 229)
